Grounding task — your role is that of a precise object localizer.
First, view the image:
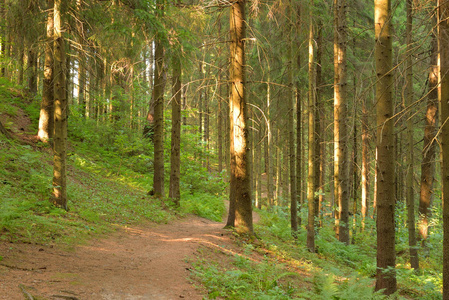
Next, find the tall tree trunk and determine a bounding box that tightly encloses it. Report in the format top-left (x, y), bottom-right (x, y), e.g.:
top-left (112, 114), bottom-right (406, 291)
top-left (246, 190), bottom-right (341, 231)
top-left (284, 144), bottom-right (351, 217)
top-left (439, 1), bottom-right (449, 298)
top-left (419, 23), bottom-right (438, 246)
top-left (288, 0), bottom-right (297, 235)
top-left (266, 76), bottom-right (273, 207)
top-left (38, 0), bottom-right (55, 143)
top-left (374, 0), bottom-right (396, 294)
top-left (198, 61), bottom-right (203, 143)
top-left (0, 0), bottom-right (5, 77)
top-left (76, 0), bottom-right (85, 110)
top-left (296, 3), bottom-right (303, 229)
top-left (255, 126), bottom-right (262, 208)
top-left (52, 0), bottom-right (68, 210)
top-left (296, 86), bottom-right (302, 228)
top-left (306, 0), bottom-right (316, 252)
top-left (361, 95), bottom-right (369, 228)
top-left (169, 55), bottom-right (181, 204)
top-left (315, 21), bottom-right (323, 227)
top-left (334, 0), bottom-right (349, 245)
top-left (152, 0), bottom-right (166, 197)
top-left (405, 0), bottom-right (419, 270)
top-left (227, 0), bottom-right (253, 234)
top-left (204, 75), bottom-right (210, 171)
top-left (218, 75), bottom-right (223, 173)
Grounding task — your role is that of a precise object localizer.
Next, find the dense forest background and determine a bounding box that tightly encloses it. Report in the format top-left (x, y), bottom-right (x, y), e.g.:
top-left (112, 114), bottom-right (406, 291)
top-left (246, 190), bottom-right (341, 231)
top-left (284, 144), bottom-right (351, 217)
top-left (0, 0), bottom-right (448, 298)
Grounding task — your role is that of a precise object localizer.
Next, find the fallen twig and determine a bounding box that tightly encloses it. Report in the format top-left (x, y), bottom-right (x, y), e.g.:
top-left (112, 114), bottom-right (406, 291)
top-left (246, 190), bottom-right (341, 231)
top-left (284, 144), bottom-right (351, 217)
top-left (19, 284), bottom-right (35, 300)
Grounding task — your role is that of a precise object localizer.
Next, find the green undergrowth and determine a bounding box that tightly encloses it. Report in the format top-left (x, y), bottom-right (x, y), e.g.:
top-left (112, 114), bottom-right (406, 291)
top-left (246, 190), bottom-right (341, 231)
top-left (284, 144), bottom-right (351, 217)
top-left (191, 206), bottom-right (442, 299)
top-left (0, 79), bottom-right (227, 247)
top-left (0, 134), bottom-right (175, 246)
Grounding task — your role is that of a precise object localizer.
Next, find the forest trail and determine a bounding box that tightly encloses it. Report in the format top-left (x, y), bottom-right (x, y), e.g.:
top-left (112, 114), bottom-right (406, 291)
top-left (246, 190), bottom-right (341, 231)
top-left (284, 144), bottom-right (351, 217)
top-left (0, 215), bottom-right (244, 299)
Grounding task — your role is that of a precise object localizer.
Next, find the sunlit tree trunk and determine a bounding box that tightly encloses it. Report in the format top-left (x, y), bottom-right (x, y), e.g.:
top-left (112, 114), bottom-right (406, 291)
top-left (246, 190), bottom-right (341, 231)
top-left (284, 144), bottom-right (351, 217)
top-left (306, 0), bottom-right (316, 252)
top-left (361, 96), bottom-right (369, 228)
top-left (439, 1), bottom-right (449, 298)
top-left (52, 0), bottom-right (68, 210)
top-left (374, 0), bottom-right (396, 293)
top-left (152, 0), bottom-right (166, 197)
top-left (419, 22), bottom-right (438, 246)
top-left (227, 0), bottom-right (253, 234)
top-left (198, 61), bottom-right (203, 143)
top-left (405, 0), bottom-right (419, 270)
top-left (266, 74), bottom-right (273, 207)
top-left (38, 0), bottom-right (54, 143)
top-left (169, 55), bottom-right (181, 205)
top-left (334, 0), bottom-right (349, 245)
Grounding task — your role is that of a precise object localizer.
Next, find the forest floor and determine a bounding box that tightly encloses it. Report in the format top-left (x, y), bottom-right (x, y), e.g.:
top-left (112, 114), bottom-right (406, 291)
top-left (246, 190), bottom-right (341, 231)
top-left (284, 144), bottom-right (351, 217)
top-left (0, 213), bottom-right (260, 300)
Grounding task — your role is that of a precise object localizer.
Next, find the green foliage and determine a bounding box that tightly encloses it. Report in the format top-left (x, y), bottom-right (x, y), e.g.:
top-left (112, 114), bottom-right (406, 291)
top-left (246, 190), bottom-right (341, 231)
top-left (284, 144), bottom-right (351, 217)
top-left (298, 273), bottom-right (393, 300)
top-left (181, 192), bottom-right (226, 222)
top-left (193, 253), bottom-right (299, 299)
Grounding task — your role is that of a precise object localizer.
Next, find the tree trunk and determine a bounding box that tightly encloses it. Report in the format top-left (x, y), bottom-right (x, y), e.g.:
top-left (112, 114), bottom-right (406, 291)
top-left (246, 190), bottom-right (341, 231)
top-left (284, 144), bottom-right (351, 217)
top-left (152, 0), bottom-right (166, 197)
top-left (169, 55), bottom-right (181, 204)
top-left (361, 95), bottom-right (369, 228)
top-left (38, 0), bottom-right (55, 143)
top-left (218, 74), bottom-right (223, 173)
top-left (198, 61), bottom-right (203, 143)
top-left (266, 76), bottom-right (273, 207)
top-left (288, 0), bottom-right (297, 235)
top-left (405, 0), bottom-right (419, 271)
top-left (306, 1), bottom-right (316, 252)
top-left (374, 0), bottom-right (396, 294)
top-left (334, 0), bottom-right (349, 245)
top-left (204, 74), bottom-right (210, 171)
top-left (296, 3), bottom-right (303, 229)
top-left (52, 0), bottom-right (68, 210)
top-left (418, 23), bottom-right (438, 246)
top-left (0, 0), bottom-right (5, 77)
top-left (227, 0), bottom-right (253, 234)
top-left (439, 1), bottom-right (449, 298)
top-left (315, 22), bottom-right (322, 227)
top-left (27, 45), bottom-right (37, 94)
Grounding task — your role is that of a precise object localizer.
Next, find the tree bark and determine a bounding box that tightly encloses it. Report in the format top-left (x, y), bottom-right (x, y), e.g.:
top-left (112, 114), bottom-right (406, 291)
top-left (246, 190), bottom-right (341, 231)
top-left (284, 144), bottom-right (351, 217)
top-left (306, 0), bottom-right (316, 252)
top-left (418, 22), bottom-right (438, 246)
top-left (361, 94), bottom-right (369, 227)
top-left (374, 0), bottom-right (396, 294)
top-left (288, 0), bottom-right (297, 235)
top-left (227, 0), bottom-right (253, 234)
top-left (315, 22), bottom-right (323, 228)
top-left (169, 55), bottom-right (181, 204)
top-left (405, 0), bottom-right (419, 271)
top-left (38, 0), bottom-right (55, 143)
top-left (152, 0), bottom-right (166, 197)
top-left (266, 75), bottom-right (273, 207)
top-left (0, 0), bottom-right (5, 77)
top-left (52, 0), bottom-right (68, 210)
top-left (439, 1), bottom-right (449, 298)
top-left (334, 0), bottom-right (349, 245)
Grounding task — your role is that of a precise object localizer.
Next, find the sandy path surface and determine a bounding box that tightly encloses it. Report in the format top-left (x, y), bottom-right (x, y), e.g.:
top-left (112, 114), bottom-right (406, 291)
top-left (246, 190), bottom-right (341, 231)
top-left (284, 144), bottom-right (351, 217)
top-left (0, 216), bottom-right (233, 299)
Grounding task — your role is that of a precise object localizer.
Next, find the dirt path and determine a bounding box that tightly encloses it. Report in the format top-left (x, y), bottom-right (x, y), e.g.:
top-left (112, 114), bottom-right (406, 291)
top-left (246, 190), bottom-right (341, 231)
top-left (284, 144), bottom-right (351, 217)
top-left (0, 216), bottom-right (237, 299)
